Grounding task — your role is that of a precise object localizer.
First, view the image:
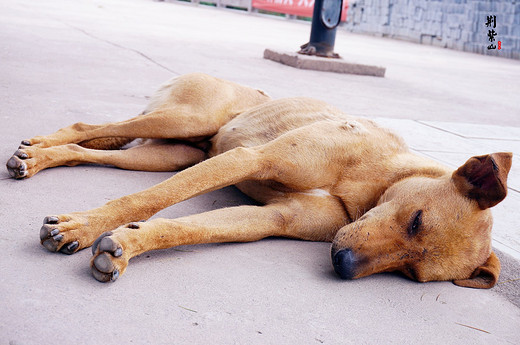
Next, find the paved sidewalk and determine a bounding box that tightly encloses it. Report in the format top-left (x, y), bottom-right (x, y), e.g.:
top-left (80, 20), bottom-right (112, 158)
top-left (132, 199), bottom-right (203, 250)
top-left (1, 0), bottom-right (519, 344)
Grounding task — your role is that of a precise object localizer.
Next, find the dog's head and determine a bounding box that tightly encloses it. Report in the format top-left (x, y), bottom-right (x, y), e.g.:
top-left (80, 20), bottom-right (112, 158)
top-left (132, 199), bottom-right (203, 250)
top-left (331, 152), bottom-right (512, 288)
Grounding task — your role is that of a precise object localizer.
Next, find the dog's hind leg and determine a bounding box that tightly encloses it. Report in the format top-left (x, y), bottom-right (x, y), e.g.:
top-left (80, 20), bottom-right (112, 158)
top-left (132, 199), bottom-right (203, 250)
top-left (6, 139), bottom-right (206, 179)
top-left (18, 74), bottom-right (269, 150)
top-left (6, 107), bottom-right (218, 178)
top-left (89, 194), bottom-right (348, 282)
top-left (19, 107), bottom-right (217, 149)
top-left (9, 99), bottom-right (268, 178)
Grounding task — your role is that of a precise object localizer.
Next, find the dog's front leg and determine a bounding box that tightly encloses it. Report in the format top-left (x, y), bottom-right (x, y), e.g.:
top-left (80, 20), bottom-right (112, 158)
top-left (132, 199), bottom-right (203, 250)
top-left (89, 205), bottom-right (283, 282)
top-left (40, 146), bottom-right (270, 254)
top-left (89, 194), bottom-right (348, 282)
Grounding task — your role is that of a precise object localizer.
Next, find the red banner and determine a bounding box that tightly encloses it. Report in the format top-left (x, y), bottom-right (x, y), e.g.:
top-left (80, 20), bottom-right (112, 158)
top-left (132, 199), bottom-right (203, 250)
top-left (252, 0), bottom-right (347, 21)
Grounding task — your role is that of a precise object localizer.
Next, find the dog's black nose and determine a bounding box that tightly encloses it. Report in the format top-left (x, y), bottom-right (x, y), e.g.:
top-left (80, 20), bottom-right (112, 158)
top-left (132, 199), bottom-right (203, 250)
top-left (332, 249), bottom-right (356, 279)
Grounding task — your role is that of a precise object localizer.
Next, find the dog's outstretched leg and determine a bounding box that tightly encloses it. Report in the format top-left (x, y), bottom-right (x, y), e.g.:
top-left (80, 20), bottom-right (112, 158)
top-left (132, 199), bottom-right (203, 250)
top-left (7, 73), bottom-right (270, 178)
top-left (5, 107), bottom-right (229, 179)
top-left (7, 140), bottom-right (206, 179)
top-left (39, 146), bottom-right (269, 254)
top-left (89, 194), bottom-right (348, 282)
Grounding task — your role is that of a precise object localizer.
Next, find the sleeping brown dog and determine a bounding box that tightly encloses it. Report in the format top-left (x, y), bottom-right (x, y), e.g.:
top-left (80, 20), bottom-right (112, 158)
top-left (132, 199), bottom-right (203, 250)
top-left (6, 73), bottom-right (512, 287)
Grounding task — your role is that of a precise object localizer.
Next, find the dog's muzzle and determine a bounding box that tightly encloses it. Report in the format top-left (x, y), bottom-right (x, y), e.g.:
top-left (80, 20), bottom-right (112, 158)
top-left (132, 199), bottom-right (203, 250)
top-left (332, 248), bottom-right (357, 279)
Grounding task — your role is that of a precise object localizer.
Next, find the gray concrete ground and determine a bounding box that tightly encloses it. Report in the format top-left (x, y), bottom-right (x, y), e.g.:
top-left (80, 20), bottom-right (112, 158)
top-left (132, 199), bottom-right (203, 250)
top-left (1, 0), bottom-right (519, 344)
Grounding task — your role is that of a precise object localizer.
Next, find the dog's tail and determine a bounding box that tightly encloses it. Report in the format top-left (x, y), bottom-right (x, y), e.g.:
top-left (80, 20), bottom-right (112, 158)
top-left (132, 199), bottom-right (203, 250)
top-left (79, 137), bottom-right (135, 150)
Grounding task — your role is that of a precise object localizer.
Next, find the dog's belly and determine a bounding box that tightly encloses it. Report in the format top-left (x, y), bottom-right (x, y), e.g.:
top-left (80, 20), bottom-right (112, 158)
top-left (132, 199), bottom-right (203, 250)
top-left (210, 97), bottom-right (344, 155)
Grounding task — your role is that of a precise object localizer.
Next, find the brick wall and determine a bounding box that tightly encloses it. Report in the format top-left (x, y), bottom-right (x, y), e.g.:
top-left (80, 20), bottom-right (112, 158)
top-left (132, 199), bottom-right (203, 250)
top-left (342, 0), bottom-right (520, 59)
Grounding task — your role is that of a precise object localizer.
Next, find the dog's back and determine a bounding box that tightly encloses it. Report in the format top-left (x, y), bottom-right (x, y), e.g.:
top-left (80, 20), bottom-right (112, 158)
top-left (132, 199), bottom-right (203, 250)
top-left (211, 97), bottom-right (407, 157)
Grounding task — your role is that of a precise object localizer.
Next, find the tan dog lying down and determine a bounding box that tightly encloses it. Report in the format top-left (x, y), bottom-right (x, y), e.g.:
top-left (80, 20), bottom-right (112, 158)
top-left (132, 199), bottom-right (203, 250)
top-left (6, 73), bottom-right (512, 288)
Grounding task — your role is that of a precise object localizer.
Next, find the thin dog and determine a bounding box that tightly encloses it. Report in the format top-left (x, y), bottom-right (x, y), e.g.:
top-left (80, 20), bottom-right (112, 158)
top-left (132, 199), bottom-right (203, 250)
top-left (6, 73), bottom-right (512, 288)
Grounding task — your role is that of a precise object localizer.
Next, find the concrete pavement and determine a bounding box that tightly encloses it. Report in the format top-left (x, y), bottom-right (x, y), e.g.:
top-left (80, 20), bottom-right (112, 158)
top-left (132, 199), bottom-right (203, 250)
top-left (1, 0), bottom-right (519, 344)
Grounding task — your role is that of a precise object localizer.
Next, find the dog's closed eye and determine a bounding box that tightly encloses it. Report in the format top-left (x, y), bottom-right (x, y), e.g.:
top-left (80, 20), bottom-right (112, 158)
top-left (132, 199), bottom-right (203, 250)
top-left (407, 210), bottom-right (423, 236)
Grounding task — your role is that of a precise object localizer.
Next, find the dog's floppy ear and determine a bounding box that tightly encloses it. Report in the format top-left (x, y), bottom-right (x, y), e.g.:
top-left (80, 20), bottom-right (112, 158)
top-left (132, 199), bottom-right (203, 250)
top-left (452, 152), bottom-right (512, 209)
top-left (453, 252), bottom-right (501, 289)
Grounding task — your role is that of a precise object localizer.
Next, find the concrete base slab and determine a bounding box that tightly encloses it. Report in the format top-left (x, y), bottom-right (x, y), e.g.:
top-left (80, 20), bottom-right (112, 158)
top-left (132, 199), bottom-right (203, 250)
top-left (263, 48), bottom-right (386, 77)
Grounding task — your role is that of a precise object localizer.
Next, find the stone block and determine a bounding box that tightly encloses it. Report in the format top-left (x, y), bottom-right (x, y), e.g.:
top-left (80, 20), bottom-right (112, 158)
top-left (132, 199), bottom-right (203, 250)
top-left (500, 2), bottom-right (513, 15)
top-left (263, 49), bottom-right (386, 77)
top-left (434, 11), bottom-right (443, 22)
top-left (514, 10), bottom-right (520, 25)
top-left (413, 6), bottom-right (423, 22)
top-left (478, 2), bottom-right (491, 12)
top-left (471, 19), bottom-right (479, 32)
top-left (420, 34), bottom-right (434, 45)
top-left (495, 14), bottom-right (507, 27)
top-left (465, 7), bottom-right (474, 22)
top-left (463, 41), bottom-right (475, 52)
top-left (446, 14), bottom-right (462, 28)
top-left (451, 27), bottom-right (462, 40)
top-left (431, 36), bottom-right (447, 48)
top-left (500, 36), bottom-right (514, 49)
top-left (512, 25), bottom-right (520, 37)
top-left (500, 25), bottom-right (509, 36)
top-left (381, 24), bottom-right (391, 36)
top-left (462, 29), bottom-right (476, 44)
top-left (419, 20), bottom-right (429, 34)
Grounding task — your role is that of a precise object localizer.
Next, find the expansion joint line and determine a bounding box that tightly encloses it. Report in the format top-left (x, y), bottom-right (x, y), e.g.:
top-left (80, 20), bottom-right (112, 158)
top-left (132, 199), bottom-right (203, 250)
top-left (58, 19), bottom-right (180, 75)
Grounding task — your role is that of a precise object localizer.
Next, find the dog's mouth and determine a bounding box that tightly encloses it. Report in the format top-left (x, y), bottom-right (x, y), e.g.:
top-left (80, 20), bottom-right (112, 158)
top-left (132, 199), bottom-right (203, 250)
top-left (331, 244), bottom-right (413, 281)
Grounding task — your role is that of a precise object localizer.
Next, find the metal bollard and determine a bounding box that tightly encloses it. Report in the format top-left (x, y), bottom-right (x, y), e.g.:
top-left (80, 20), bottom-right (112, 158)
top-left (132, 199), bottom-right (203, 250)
top-left (299, 0), bottom-right (343, 58)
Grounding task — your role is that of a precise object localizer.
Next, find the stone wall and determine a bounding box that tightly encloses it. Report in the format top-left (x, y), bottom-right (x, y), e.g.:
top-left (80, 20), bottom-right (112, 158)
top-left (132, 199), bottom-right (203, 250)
top-left (342, 0), bottom-right (520, 59)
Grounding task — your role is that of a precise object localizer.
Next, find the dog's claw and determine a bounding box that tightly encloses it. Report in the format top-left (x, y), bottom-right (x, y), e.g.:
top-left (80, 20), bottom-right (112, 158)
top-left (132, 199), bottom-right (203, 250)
top-left (44, 216), bottom-right (59, 224)
top-left (114, 247), bottom-right (123, 257)
top-left (14, 149), bottom-right (28, 159)
top-left (21, 140), bottom-right (31, 146)
top-left (112, 269), bottom-right (120, 280)
top-left (52, 234), bottom-right (63, 242)
top-left (59, 241), bottom-right (79, 255)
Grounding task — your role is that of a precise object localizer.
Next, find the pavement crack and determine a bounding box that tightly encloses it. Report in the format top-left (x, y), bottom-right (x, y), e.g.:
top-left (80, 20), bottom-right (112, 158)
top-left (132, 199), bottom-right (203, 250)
top-left (416, 120), bottom-right (520, 141)
top-left (415, 120), bottom-right (468, 139)
top-left (59, 20), bottom-right (180, 75)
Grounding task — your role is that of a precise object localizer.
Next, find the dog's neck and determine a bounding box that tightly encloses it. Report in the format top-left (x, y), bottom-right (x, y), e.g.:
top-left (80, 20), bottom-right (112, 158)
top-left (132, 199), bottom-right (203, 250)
top-left (332, 152), bottom-right (450, 221)
top-left (388, 152), bottom-right (450, 181)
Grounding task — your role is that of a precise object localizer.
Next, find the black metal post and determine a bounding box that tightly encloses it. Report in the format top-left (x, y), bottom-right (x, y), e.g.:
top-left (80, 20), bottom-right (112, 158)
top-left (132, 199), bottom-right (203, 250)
top-left (299, 0), bottom-right (343, 58)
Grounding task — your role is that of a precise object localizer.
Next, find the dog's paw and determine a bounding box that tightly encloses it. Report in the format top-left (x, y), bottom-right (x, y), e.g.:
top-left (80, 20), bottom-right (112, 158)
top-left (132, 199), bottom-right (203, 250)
top-left (90, 230), bottom-right (131, 283)
top-left (39, 213), bottom-right (98, 254)
top-left (6, 148), bottom-right (32, 179)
